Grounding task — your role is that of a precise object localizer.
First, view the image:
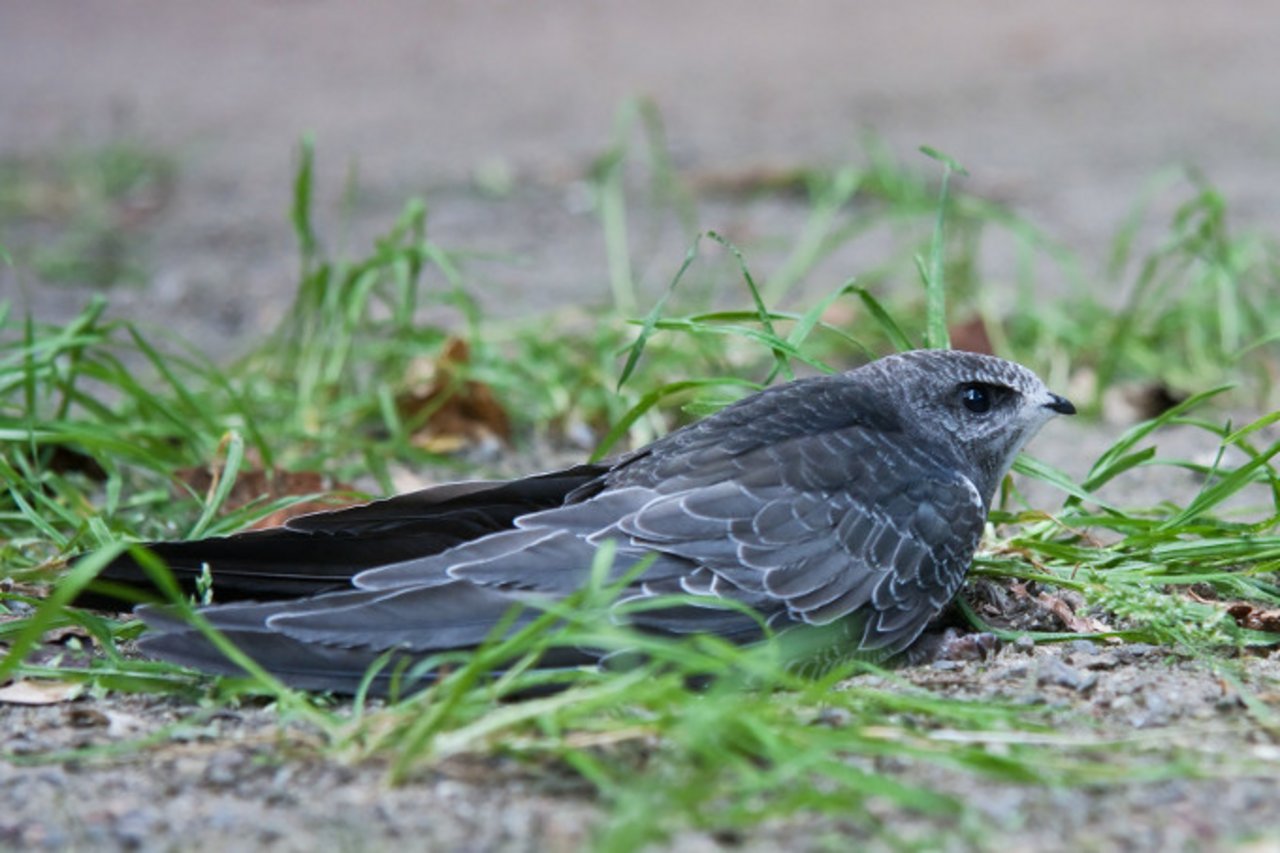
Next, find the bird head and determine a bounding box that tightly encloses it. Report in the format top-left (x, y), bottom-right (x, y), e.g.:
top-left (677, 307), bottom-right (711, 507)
top-left (869, 350), bottom-right (1076, 506)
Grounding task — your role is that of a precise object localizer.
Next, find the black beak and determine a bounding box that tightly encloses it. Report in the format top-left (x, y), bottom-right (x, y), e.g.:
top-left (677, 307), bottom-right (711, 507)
top-left (1045, 393), bottom-right (1077, 416)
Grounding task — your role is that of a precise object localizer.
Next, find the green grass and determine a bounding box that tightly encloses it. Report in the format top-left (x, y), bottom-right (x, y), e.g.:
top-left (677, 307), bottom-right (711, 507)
top-left (0, 140), bottom-right (173, 287)
top-left (2, 121), bottom-right (1280, 849)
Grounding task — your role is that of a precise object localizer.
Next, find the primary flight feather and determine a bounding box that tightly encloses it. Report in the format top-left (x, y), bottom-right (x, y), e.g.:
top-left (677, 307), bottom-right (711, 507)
top-left (94, 350), bottom-right (1075, 693)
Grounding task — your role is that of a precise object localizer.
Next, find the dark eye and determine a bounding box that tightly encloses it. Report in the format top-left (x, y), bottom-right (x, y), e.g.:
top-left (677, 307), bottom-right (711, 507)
top-left (960, 383), bottom-right (992, 414)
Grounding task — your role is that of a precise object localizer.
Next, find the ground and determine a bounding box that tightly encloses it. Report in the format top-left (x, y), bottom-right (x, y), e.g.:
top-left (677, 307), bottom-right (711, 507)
top-left (2, 2), bottom-right (1280, 850)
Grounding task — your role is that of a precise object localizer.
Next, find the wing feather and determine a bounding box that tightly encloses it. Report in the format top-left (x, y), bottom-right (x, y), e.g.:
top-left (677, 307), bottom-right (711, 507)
top-left (614, 425), bottom-right (987, 652)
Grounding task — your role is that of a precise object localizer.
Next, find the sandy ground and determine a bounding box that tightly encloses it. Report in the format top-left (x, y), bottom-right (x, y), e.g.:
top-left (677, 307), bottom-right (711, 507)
top-left (3, 643), bottom-right (1279, 852)
top-left (3, 2), bottom-right (1280, 850)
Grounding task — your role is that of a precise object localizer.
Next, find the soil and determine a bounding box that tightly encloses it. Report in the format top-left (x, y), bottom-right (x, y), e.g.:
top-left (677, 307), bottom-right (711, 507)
top-left (2, 2), bottom-right (1280, 850)
top-left (4, 643), bottom-right (1278, 852)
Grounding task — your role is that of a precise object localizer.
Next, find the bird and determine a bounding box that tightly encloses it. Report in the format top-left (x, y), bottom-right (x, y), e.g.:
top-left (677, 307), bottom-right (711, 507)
top-left (92, 349), bottom-right (1075, 694)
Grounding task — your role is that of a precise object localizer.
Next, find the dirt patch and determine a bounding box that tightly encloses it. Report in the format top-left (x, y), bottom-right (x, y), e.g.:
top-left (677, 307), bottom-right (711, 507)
top-left (4, 640), bottom-right (1278, 851)
top-left (3, 693), bottom-right (596, 851)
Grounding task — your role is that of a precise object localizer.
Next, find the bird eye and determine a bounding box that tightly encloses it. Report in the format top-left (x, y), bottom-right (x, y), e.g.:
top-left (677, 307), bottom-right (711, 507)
top-left (959, 383), bottom-right (993, 414)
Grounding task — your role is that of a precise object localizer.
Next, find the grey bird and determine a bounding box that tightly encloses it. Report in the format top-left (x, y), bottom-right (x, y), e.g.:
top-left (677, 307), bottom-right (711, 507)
top-left (97, 350), bottom-right (1075, 693)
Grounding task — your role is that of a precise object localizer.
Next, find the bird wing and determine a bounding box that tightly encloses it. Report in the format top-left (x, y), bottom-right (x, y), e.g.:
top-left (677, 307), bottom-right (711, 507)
top-left (616, 425), bottom-right (988, 654)
top-left (310, 421), bottom-right (986, 657)
top-left (81, 463), bottom-right (608, 606)
top-left (136, 588), bottom-right (598, 695)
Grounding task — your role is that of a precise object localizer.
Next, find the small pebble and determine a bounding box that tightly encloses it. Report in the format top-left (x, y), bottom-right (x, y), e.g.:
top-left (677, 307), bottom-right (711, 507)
top-left (814, 707), bottom-right (851, 728)
top-left (202, 751), bottom-right (246, 789)
top-left (1067, 639), bottom-right (1099, 657)
top-left (1036, 657), bottom-right (1097, 693)
top-left (1082, 653), bottom-right (1122, 671)
top-left (1000, 663), bottom-right (1031, 680)
top-left (113, 809), bottom-right (160, 850)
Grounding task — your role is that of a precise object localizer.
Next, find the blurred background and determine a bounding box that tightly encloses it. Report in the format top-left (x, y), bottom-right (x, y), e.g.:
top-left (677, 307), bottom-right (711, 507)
top-left (3, 0), bottom-right (1278, 361)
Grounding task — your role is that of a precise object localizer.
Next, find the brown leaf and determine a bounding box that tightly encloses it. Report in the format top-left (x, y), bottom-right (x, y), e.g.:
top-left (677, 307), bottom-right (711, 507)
top-left (396, 337), bottom-right (512, 453)
top-left (43, 625), bottom-right (95, 647)
top-left (1225, 602), bottom-right (1280, 633)
top-left (1037, 591), bottom-right (1112, 634)
top-left (66, 706), bottom-right (110, 728)
top-left (0, 679), bottom-right (82, 705)
top-left (818, 299), bottom-right (858, 331)
top-left (685, 163), bottom-right (810, 197)
top-left (246, 493), bottom-right (366, 531)
top-left (949, 316), bottom-right (994, 356)
top-left (175, 449), bottom-right (357, 529)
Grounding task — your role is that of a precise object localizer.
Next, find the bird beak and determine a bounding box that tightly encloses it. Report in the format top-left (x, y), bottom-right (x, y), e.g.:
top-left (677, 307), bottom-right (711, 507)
top-left (1045, 393), bottom-right (1077, 416)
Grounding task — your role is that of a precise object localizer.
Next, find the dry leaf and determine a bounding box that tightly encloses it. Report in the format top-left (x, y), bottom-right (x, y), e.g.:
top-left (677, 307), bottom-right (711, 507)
top-left (176, 464), bottom-right (342, 510)
top-left (0, 679), bottom-right (82, 705)
top-left (1189, 590), bottom-right (1280, 633)
top-left (396, 337), bottom-right (511, 453)
top-left (949, 316), bottom-right (994, 356)
top-left (1225, 602), bottom-right (1280, 633)
top-left (246, 493), bottom-right (365, 531)
top-left (818, 299), bottom-right (858, 332)
top-left (685, 163), bottom-right (810, 197)
top-left (175, 448), bottom-right (356, 529)
top-left (1037, 591), bottom-right (1112, 634)
top-left (43, 624), bottom-right (95, 647)
top-left (66, 706), bottom-right (110, 728)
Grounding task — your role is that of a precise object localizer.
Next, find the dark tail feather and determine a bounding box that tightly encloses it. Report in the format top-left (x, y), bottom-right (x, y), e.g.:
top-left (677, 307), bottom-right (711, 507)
top-left (74, 463), bottom-right (609, 610)
top-left (77, 527), bottom-right (464, 609)
top-left (137, 618), bottom-right (433, 696)
top-left (136, 597), bottom-right (598, 697)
